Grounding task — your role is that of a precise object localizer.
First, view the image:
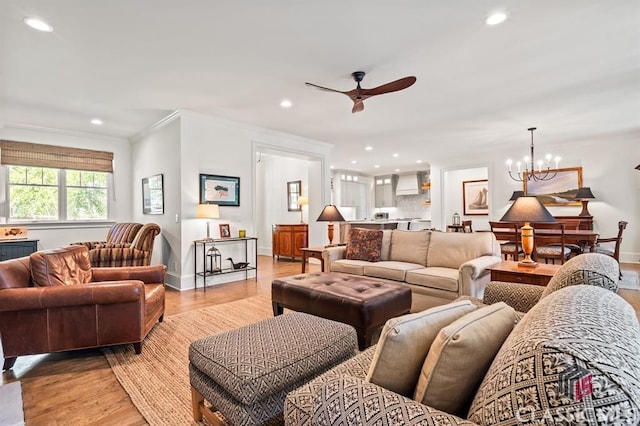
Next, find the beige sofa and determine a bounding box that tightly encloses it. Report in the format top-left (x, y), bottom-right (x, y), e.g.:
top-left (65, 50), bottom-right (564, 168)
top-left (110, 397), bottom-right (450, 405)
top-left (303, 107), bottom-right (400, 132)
top-left (285, 254), bottom-right (640, 425)
top-left (322, 230), bottom-right (501, 311)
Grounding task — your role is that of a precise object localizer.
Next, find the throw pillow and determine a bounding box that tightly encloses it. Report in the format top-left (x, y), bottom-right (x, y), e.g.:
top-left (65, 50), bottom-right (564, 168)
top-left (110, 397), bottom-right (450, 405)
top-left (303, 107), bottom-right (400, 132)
top-left (345, 228), bottom-right (383, 262)
top-left (413, 302), bottom-right (516, 417)
top-left (366, 300), bottom-right (477, 397)
top-left (30, 245), bottom-right (93, 287)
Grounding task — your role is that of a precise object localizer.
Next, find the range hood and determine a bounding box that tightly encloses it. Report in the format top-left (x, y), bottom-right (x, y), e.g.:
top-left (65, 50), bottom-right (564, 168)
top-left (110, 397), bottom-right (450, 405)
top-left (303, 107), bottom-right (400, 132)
top-left (395, 173), bottom-right (421, 196)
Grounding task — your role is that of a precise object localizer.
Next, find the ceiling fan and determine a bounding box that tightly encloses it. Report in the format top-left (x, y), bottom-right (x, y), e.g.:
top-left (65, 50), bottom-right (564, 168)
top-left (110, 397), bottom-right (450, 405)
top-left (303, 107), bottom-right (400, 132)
top-left (305, 71), bottom-right (417, 113)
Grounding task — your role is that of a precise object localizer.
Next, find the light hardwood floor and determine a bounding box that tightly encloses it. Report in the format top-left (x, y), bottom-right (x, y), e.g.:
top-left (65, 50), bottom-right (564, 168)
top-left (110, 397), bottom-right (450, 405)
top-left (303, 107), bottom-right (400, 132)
top-left (2, 257), bottom-right (639, 425)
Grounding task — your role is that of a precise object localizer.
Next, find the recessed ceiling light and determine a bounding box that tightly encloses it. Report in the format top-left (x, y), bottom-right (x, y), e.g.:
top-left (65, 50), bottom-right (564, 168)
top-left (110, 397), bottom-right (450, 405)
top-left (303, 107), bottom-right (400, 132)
top-left (90, 118), bottom-right (103, 126)
top-left (395, 169), bottom-right (400, 172)
top-left (351, 160), bottom-right (357, 164)
top-left (280, 99), bottom-right (292, 108)
top-left (365, 146), bottom-right (373, 151)
top-left (416, 160), bottom-right (422, 164)
top-left (486, 12), bottom-right (507, 26)
top-left (374, 165), bottom-right (380, 168)
top-left (24, 17), bottom-right (54, 32)
top-left (392, 153), bottom-right (399, 158)
top-left (330, 165), bottom-right (334, 169)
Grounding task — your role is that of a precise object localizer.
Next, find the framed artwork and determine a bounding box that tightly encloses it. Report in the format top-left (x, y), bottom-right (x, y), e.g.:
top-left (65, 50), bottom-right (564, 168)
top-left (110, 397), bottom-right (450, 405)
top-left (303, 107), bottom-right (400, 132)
top-left (463, 179), bottom-right (489, 215)
top-left (287, 180), bottom-right (302, 212)
top-left (200, 174), bottom-right (240, 206)
top-left (142, 174), bottom-right (164, 214)
top-left (219, 223), bottom-right (231, 238)
top-left (524, 166), bottom-right (583, 206)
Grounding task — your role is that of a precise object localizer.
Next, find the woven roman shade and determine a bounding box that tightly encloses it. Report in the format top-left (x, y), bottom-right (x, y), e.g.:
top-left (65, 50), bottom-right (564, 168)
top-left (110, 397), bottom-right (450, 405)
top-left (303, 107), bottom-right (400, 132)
top-left (0, 140), bottom-right (114, 172)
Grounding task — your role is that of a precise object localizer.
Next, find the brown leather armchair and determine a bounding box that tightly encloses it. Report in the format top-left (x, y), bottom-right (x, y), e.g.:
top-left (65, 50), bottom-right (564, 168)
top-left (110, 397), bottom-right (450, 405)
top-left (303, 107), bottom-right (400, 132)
top-left (0, 245), bottom-right (165, 370)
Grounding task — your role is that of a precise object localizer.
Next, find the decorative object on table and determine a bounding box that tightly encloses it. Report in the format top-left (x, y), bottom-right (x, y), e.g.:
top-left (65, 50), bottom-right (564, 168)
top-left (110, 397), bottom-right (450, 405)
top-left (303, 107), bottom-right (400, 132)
top-left (524, 166), bottom-right (583, 206)
top-left (506, 127), bottom-right (561, 182)
top-left (219, 223), bottom-right (231, 238)
top-left (316, 204), bottom-right (345, 246)
top-left (463, 179), bottom-right (489, 215)
top-left (142, 174), bottom-right (164, 214)
top-left (199, 174), bottom-right (240, 206)
top-left (452, 212), bottom-right (461, 226)
top-left (238, 229), bottom-right (246, 238)
top-left (296, 196), bottom-right (308, 223)
top-left (305, 71), bottom-right (416, 114)
top-left (500, 196), bottom-right (556, 267)
top-left (0, 226), bottom-right (27, 240)
top-left (206, 247), bottom-right (222, 273)
top-left (287, 180), bottom-right (302, 212)
top-left (574, 187), bottom-right (596, 216)
top-left (227, 257), bottom-right (249, 270)
top-left (196, 204), bottom-right (220, 240)
top-left (509, 190), bottom-right (524, 201)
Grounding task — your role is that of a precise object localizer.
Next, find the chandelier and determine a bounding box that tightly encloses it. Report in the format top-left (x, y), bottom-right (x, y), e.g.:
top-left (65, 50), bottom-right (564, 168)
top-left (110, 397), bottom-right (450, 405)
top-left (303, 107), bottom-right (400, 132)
top-left (506, 127), bottom-right (560, 182)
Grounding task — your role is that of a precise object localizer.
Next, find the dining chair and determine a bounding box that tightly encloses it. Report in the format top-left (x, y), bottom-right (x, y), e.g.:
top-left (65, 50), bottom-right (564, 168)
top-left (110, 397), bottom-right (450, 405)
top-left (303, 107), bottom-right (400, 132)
top-left (596, 221), bottom-right (628, 278)
top-left (462, 220), bottom-right (473, 233)
top-left (532, 223), bottom-right (571, 264)
top-left (489, 221), bottom-right (521, 261)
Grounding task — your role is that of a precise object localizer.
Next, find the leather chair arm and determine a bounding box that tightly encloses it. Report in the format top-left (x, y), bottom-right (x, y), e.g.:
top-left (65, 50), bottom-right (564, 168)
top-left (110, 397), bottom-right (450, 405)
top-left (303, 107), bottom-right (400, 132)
top-left (0, 281), bottom-right (144, 311)
top-left (92, 265), bottom-right (167, 284)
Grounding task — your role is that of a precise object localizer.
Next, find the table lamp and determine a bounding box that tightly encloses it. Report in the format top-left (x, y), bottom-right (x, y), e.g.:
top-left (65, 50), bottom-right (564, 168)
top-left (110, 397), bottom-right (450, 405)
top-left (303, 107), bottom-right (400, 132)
top-left (575, 187), bottom-right (595, 217)
top-left (196, 204), bottom-right (220, 240)
top-left (509, 191), bottom-right (525, 201)
top-left (500, 196), bottom-right (555, 267)
top-left (297, 196), bottom-right (309, 223)
top-left (316, 204), bottom-right (345, 246)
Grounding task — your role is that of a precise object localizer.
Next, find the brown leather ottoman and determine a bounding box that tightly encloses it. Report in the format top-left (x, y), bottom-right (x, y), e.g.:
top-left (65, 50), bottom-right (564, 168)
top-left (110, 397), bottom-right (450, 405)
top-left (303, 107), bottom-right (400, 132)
top-left (272, 272), bottom-right (412, 350)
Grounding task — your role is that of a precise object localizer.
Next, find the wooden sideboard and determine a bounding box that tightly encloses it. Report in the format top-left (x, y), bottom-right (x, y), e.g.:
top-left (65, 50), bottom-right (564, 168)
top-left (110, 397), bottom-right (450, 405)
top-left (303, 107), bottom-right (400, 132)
top-left (554, 215), bottom-right (593, 230)
top-left (272, 224), bottom-right (308, 261)
top-left (0, 239), bottom-right (38, 262)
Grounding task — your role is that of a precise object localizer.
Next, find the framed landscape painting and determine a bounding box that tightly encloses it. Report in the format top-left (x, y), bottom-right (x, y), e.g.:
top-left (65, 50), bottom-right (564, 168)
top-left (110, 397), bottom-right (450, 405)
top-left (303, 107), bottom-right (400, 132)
top-left (463, 179), bottom-right (489, 215)
top-left (523, 166), bottom-right (582, 206)
top-left (200, 174), bottom-right (240, 206)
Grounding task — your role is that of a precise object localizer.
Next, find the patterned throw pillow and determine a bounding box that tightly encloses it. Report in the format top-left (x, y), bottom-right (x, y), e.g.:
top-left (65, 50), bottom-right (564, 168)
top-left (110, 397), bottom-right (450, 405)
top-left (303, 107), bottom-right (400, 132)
top-left (345, 228), bottom-right (384, 262)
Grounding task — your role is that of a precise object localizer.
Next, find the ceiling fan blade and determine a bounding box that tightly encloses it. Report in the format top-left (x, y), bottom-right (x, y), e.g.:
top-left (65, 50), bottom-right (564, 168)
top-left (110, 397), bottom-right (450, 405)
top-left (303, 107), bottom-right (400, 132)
top-left (304, 82), bottom-right (347, 94)
top-left (352, 101), bottom-right (364, 113)
top-left (361, 76), bottom-right (417, 97)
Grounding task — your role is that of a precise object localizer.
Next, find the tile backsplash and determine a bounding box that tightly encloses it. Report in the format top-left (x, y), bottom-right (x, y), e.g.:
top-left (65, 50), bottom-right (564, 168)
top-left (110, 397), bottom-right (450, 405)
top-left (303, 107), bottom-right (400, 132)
top-left (394, 194), bottom-right (431, 219)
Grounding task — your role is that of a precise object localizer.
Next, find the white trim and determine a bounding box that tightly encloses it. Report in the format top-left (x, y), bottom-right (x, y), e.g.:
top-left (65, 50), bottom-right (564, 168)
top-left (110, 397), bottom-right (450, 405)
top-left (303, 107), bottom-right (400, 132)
top-left (129, 110), bottom-right (181, 143)
top-left (1, 122), bottom-right (127, 143)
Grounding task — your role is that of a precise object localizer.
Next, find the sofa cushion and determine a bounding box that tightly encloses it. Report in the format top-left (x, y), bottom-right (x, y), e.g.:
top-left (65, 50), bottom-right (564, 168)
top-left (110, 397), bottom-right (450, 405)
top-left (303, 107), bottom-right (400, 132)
top-left (366, 300), bottom-right (477, 397)
top-left (363, 261), bottom-right (424, 282)
top-left (540, 252), bottom-right (619, 299)
top-left (468, 285), bottom-right (640, 425)
top-left (330, 259), bottom-right (369, 275)
top-left (389, 230), bottom-right (430, 266)
top-left (405, 267), bottom-right (459, 292)
top-left (414, 302), bottom-right (516, 417)
top-left (427, 231), bottom-right (495, 269)
top-left (380, 229), bottom-right (393, 261)
top-left (345, 228), bottom-right (383, 262)
top-left (30, 246), bottom-right (93, 287)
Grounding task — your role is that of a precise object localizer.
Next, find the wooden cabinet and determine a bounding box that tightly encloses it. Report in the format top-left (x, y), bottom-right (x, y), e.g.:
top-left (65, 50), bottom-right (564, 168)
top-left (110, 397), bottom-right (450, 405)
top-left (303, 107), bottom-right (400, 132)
top-left (374, 175), bottom-right (397, 208)
top-left (0, 239), bottom-right (38, 262)
top-left (272, 224), bottom-right (308, 260)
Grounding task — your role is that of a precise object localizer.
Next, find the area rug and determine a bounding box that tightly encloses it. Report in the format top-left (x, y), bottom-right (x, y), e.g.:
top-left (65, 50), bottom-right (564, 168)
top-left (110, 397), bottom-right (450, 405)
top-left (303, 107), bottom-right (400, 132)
top-left (619, 270), bottom-right (640, 290)
top-left (103, 295), bottom-right (273, 425)
top-left (0, 381), bottom-right (24, 426)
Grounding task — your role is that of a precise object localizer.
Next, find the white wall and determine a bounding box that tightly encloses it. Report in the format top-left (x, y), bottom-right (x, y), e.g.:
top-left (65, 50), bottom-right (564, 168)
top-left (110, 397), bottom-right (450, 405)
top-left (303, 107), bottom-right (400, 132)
top-left (131, 116), bottom-right (182, 287)
top-left (0, 125), bottom-right (132, 249)
top-left (442, 166), bottom-right (489, 230)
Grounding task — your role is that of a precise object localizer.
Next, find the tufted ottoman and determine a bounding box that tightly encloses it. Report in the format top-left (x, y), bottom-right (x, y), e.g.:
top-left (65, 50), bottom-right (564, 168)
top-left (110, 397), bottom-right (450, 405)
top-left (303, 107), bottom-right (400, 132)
top-left (272, 272), bottom-right (412, 350)
top-left (189, 312), bottom-right (356, 425)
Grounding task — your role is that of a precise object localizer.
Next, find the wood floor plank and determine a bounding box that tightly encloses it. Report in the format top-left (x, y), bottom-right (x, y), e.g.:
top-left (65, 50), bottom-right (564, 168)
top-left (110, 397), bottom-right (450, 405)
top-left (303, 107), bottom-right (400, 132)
top-left (1, 255), bottom-right (638, 425)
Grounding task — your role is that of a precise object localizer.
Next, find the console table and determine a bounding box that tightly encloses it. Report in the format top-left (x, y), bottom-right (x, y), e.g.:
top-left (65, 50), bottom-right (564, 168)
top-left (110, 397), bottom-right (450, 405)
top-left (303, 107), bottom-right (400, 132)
top-left (194, 237), bottom-right (258, 291)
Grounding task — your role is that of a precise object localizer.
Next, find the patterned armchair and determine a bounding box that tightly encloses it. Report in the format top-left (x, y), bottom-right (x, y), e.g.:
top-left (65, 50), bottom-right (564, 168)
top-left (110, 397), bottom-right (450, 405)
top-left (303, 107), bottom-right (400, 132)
top-left (72, 222), bottom-right (143, 251)
top-left (87, 223), bottom-right (160, 267)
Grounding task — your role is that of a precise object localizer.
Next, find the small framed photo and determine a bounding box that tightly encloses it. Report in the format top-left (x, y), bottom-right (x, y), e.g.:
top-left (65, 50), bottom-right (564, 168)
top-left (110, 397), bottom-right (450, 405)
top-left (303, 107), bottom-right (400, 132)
top-left (219, 223), bottom-right (231, 238)
top-left (463, 179), bottom-right (489, 215)
top-left (200, 174), bottom-right (240, 206)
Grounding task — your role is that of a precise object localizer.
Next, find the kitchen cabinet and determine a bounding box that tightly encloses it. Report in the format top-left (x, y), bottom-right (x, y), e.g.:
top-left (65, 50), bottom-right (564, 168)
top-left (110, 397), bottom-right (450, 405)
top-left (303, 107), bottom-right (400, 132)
top-left (340, 181), bottom-right (362, 206)
top-left (375, 175), bottom-right (397, 207)
top-left (272, 224), bottom-right (308, 260)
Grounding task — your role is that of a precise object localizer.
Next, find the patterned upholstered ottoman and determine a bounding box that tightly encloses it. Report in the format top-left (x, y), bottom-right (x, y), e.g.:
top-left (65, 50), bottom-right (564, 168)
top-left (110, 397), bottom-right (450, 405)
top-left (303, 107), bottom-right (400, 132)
top-left (272, 272), bottom-right (411, 350)
top-left (189, 312), bottom-right (357, 425)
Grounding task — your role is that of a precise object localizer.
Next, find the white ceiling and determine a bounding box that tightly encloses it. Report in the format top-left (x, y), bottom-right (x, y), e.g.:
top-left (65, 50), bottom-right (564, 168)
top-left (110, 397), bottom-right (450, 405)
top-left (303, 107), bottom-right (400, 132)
top-left (1, 1), bottom-right (639, 174)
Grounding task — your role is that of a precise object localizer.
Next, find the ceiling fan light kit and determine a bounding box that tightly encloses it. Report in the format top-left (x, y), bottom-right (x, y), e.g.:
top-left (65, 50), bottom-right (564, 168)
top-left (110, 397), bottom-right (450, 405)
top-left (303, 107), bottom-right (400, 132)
top-left (305, 71), bottom-right (416, 113)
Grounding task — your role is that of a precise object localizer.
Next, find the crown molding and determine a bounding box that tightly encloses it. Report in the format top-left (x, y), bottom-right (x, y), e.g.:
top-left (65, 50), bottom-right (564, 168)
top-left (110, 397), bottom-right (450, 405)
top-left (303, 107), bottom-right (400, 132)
top-left (129, 110), bottom-right (180, 143)
top-left (1, 122), bottom-right (128, 143)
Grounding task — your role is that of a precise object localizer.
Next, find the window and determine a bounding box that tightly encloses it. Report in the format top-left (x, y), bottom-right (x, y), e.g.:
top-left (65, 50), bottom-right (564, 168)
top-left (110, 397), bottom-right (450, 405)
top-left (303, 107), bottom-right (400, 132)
top-left (8, 166), bottom-right (109, 222)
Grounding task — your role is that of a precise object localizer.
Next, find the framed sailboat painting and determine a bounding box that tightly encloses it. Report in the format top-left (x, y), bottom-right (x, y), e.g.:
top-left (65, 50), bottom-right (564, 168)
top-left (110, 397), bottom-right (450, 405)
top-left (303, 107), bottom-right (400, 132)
top-left (463, 179), bottom-right (489, 215)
